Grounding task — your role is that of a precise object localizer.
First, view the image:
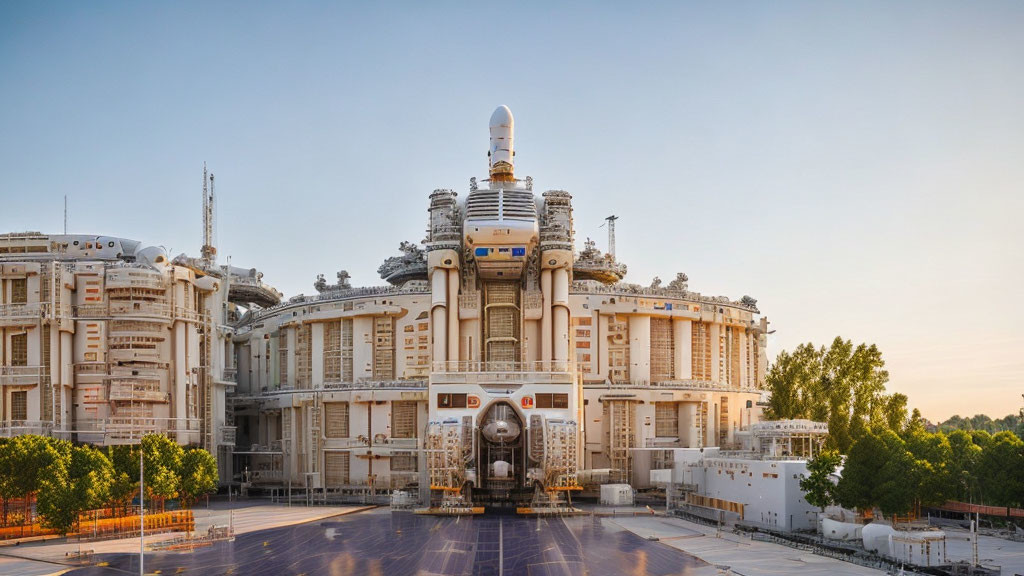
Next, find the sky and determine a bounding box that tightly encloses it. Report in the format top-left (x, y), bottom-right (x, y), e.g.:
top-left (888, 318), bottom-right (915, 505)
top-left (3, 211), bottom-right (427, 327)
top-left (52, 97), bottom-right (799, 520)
top-left (1, 2), bottom-right (1021, 422)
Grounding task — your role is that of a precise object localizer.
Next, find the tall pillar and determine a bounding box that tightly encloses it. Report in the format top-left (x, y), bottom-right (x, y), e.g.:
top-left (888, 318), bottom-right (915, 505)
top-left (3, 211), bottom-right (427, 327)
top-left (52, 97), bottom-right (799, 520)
top-left (286, 326), bottom-right (296, 387)
top-left (447, 269), bottom-right (459, 363)
top-left (628, 315), bottom-right (651, 385)
top-left (48, 325), bottom-right (59, 426)
top-left (710, 323), bottom-right (721, 384)
top-left (540, 269), bottom-right (552, 366)
top-left (551, 268), bottom-right (569, 365)
top-left (59, 330), bottom-right (71, 426)
top-left (173, 282), bottom-right (188, 441)
top-left (311, 323), bottom-right (324, 388)
top-left (674, 319), bottom-right (692, 380)
top-left (430, 269), bottom-right (447, 366)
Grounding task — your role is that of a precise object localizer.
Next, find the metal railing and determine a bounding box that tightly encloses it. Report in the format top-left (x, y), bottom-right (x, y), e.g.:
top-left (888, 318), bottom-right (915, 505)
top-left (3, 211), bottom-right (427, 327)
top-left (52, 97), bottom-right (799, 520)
top-left (0, 365), bottom-right (48, 385)
top-left (104, 275), bottom-right (166, 290)
top-left (431, 360), bottom-right (573, 373)
top-left (569, 280), bottom-right (760, 312)
top-left (247, 284), bottom-right (430, 322)
top-left (74, 417), bottom-right (203, 440)
top-left (0, 420), bottom-right (54, 437)
top-left (0, 302), bottom-right (43, 319)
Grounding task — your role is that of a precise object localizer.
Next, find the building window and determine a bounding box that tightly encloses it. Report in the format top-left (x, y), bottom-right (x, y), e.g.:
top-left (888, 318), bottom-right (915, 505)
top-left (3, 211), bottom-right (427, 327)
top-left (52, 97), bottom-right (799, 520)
top-left (535, 393), bottom-right (568, 409)
top-left (391, 401), bottom-right (417, 438)
top-left (438, 393), bottom-right (467, 408)
top-left (655, 402), bottom-right (679, 437)
top-left (10, 279), bottom-right (27, 304)
top-left (11, 391), bottom-right (28, 421)
top-left (10, 333), bottom-right (28, 366)
top-left (324, 402), bottom-right (349, 438)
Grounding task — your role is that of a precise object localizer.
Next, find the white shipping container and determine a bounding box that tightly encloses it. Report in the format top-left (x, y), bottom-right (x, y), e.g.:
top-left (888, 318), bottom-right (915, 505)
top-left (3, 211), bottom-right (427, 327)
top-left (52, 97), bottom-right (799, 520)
top-left (600, 484), bottom-right (634, 506)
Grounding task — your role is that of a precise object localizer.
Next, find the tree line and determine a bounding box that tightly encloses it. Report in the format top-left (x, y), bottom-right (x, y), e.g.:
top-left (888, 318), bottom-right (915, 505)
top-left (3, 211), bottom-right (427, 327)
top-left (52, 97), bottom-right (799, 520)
top-left (766, 337), bottom-right (1024, 516)
top-left (0, 434), bottom-right (218, 535)
top-left (937, 413), bottom-right (1023, 439)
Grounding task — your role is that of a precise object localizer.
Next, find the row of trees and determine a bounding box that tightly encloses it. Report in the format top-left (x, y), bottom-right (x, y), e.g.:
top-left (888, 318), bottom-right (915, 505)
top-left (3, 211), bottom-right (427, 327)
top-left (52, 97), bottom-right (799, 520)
top-left (771, 338), bottom-right (1024, 516)
top-left (763, 336), bottom-right (919, 452)
top-left (0, 434), bottom-right (218, 535)
top-left (802, 428), bottom-right (1024, 516)
top-left (937, 413), bottom-right (1023, 439)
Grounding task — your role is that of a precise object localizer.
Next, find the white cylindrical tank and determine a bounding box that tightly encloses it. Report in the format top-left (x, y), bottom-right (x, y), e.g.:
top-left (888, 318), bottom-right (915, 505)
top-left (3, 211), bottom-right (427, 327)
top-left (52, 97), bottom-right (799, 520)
top-left (862, 522), bottom-right (896, 554)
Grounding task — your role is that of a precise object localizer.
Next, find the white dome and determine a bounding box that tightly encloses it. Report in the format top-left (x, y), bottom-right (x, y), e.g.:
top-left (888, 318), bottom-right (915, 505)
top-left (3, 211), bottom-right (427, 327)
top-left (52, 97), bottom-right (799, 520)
top-left (489, 105), bottom-right (513, 129)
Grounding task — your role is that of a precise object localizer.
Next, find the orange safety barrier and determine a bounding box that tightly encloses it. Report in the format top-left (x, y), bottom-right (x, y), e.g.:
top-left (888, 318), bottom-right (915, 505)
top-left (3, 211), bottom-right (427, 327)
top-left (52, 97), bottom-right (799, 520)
top-left (0, 509), bottom-right (194, 541)
top-left (938, 500), bottom-right (1024, 518)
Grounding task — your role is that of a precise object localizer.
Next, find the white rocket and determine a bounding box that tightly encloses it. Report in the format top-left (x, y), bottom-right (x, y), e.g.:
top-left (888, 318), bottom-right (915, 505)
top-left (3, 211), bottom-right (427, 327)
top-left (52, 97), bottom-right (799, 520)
top-left (488, 105), bottom-right (515, 181)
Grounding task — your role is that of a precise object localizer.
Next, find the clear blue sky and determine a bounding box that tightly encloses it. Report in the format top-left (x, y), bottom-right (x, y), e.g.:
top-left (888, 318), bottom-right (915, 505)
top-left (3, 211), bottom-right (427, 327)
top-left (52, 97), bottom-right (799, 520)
top-left (1, 2), bottom-right (1021, 421)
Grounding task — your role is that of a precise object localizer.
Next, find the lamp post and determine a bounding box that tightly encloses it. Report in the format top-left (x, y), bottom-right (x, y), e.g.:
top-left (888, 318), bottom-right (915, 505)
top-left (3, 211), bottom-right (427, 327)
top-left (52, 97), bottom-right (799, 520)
top-left (140, 448), bottom-right (144, 576)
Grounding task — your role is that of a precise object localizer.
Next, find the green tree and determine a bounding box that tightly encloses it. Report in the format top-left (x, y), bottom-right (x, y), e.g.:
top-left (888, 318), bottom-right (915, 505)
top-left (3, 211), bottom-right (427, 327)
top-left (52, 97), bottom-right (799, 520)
top-left (140, 434), bottom-right (183, 510)
top-left (799, 449), bottom-right (842, 510)
top-left (0, 435), bottom-right (67, 526)
top-left (904, 429), bottom-right (952, 507)
top-left (764, 337), bottom-right (892, 452)
top-left (975, 431), bottom-right (1024, 507)
top-left (106, 445), bottom-right (140, 515)
top-left (836, 429), bottom-right (923, 517)
top-left (37, 444), bottom-right (114, 535)
top-left (882, 393), bottom-right (909, 434)
top-left (178, 448), bottom-right (219, 508)
top-left (946, 429), bottom-right (981, 502)
top-left (874, 429), bottom-right (921, 517)
top-left (835, 431), bottom-right (888, 512)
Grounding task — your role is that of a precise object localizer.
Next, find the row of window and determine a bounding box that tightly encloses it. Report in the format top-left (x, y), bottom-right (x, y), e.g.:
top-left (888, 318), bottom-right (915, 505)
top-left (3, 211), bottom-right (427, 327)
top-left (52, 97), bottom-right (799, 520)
top-left (436, 393), bottom-right (568, 409)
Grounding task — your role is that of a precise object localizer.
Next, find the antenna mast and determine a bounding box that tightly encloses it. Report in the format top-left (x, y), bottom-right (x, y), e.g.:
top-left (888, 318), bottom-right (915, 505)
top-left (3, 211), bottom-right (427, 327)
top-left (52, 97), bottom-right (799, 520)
top-left (201, 163), bottom-right (216, 267)
top-left (605, 215), bottom-right (618, 260)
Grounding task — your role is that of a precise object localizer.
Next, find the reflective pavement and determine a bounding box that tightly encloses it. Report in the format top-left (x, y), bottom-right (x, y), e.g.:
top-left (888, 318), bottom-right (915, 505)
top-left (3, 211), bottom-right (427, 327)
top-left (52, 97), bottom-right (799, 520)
top-left (65, 508), bottom-right (706, 575)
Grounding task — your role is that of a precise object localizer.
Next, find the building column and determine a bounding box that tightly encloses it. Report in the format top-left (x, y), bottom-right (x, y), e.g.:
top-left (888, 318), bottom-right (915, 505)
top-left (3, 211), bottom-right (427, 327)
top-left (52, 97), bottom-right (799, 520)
top-left (286, 326), bottom-right (296, 387)
top-left (551, 268), bottom-right (569, 365)
top-left (48, 325), bottom-right (59, 426)
top-left (173, 282), bottom-right (188, 441)
top-left (447, 268), bottom-right (459, 363)
top-left (311, 323), bottom-right (324, 388)
top-left (674, 319), bottom-right (691, 380)
top-left (540, 269), bottom-right (552, 366)
top-left (628, 315), bottom-right (650, 385)
top-left (430, 269), bottom-right (447, 366)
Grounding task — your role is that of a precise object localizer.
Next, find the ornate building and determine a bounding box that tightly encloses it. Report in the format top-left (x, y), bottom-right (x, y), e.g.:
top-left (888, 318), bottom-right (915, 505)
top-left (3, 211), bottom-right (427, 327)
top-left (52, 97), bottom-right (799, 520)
top-left (0, 107), bottom-right (768, 511)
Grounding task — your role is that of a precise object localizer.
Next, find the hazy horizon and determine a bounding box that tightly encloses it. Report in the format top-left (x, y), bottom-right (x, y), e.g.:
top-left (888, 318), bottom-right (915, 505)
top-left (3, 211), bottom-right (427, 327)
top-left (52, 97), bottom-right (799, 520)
top-left (1, 2), bottom-right (1021, 422)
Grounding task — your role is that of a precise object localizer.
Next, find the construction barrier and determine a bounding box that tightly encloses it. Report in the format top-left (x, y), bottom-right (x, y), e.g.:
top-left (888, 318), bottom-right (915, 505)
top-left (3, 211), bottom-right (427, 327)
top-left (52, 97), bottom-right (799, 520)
top-left (937, 500), bottom-right (1024, 518)
top-left (0, 509), bottom-right (194, 541)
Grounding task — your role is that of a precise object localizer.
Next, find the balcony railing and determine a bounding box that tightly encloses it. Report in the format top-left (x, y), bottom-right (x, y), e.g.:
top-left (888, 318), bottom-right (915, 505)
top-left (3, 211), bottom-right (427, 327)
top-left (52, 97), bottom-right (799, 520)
top-left (0, 302), bottom-right (43, 320)
top-left (430, 360), bottom-right (575, 385)
top-left (432, 360), bottom-right (572, 373)
top-left (0, 420), bottom-right (54, 437)
top-left (75, 417), bottom-right (203, 441)
top-left (0, 365), bottom-right (48, 386)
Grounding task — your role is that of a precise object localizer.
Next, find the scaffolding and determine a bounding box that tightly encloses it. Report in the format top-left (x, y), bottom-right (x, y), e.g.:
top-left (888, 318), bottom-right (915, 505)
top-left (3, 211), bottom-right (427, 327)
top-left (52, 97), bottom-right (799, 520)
top-left (691, 322), bottom-right (712, 380)
top-left (483, 281), bottom-right (519, 364)
top-left (372, 317), bottom-right (394, 379)
top-left (607, 316), bottom-right (629, 383)
top-left (650, 317), bottom-right (674, 382)
top-left (603, 399), bottom-right (636, 484)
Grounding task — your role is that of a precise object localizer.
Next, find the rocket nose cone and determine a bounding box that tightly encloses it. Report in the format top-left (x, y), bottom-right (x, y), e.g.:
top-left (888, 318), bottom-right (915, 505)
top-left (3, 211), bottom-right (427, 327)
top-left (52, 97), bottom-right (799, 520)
top-left (490, 105), bottom-right (514, 128)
